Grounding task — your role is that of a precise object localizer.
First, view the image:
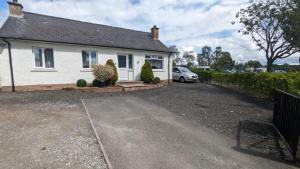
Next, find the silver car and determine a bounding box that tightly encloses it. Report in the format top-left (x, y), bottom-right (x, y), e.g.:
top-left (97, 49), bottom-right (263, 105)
top-left (173, 67), bottom-right (198, 83)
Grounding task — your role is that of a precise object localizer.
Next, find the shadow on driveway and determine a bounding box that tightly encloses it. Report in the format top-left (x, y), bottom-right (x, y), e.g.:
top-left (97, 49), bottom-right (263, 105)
top-left (234, 119), bottom-right (298, 167)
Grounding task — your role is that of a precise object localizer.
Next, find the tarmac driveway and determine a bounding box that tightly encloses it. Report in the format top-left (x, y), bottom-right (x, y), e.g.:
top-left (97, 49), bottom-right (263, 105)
top-left (84, 91), bottom-right (297, 169)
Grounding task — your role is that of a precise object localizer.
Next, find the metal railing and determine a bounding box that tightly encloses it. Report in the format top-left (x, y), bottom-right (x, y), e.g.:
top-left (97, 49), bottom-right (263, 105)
top-left (273, 90), bottom-right (300, 158)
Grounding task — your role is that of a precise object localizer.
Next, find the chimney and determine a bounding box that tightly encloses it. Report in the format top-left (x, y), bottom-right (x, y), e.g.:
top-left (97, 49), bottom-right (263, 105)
top-left (8, 0), bottom-right (23, 17)
top-left (151, 25), bottom-right (159, 40)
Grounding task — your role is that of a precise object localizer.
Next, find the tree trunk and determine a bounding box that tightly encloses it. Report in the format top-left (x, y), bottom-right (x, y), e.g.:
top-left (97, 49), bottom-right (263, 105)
top-left (267, 60), bottom-right (273, 72)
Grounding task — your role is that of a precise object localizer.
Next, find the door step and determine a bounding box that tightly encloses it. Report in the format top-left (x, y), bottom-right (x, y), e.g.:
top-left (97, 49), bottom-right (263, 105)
top-left (116, 81), bottom-right (144, 86)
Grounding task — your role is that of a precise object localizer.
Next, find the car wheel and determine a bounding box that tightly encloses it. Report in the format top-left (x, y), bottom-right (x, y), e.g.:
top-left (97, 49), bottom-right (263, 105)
top-left (179, 77), bottom-right (185, 83)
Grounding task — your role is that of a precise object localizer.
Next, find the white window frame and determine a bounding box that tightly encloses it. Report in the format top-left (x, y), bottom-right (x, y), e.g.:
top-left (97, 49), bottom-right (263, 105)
top-left (145, 55), bottom-right (164, 70)
top-left (32, 47), bottom-right (55, 69)
top-left (82, 50), bottom-right (98, 69)
top-left (117, 53), bottom-right (134, 70)
top-left (128, 54), bottom-right (134, 70)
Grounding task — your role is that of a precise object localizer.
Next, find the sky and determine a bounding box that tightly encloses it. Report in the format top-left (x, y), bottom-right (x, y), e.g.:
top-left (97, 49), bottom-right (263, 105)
top-left (0, 0), bottom-right (299, 65)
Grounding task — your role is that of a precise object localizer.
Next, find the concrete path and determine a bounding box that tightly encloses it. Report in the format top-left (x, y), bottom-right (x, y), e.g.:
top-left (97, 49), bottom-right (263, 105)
top-left (84, 95), bottom-right (297, 169)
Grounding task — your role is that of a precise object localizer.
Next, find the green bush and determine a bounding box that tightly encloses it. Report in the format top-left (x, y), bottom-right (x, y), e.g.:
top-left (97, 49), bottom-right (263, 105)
top-left (284, 72), bottom-right (300, 96)
top-left (153, 77), bottom-right (161, 84)
top-left (212, 72), bottom-right (226, 84)
top-left (92, 64), bottom-right (114, 84)
top-left (140, 62), bottom-right (154, 84)
top-left (76, 79), bottom-right (87, 87)
top-left (190, 68), bottom-right (212, 82)
top-left (210, 72), bottom-right (299, 98)
top-left (106, 59), bottom-right (118, 85)
top-left (92, 79), bottom-right (104, 87)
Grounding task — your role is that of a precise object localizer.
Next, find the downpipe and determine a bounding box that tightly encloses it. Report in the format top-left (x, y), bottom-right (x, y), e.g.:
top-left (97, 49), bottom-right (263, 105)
top-left (2, 38), bottom-right (15, 92)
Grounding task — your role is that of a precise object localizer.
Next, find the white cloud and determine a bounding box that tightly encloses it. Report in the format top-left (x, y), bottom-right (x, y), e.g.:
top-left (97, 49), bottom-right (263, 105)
top-left (0, 0), bottom-right (299, 65)
top-left (0, 8), bottom-right (8, 27)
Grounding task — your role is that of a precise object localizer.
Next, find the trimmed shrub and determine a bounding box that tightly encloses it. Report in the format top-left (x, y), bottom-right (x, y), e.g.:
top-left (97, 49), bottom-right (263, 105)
top-left (190, 68), bottom-right (212, 82)
top-left (153, 77), bottom-right (161, 84)
top-left (106, 59), bottom-right (118, 85)
top-left (92, 79), bottom-right (105, 87)
top-left (140, 62), bottom-right (154, 83)
top-left (212, 72), bottom-right (226, 84)
top-left (285, 72), bottom-right (300, 96)
top-left (210, 72), bottom-right (298, 98)
top-left (76, 79), bottom-right (87, 87)
top-left (92, 64), bottom-right (114, 83)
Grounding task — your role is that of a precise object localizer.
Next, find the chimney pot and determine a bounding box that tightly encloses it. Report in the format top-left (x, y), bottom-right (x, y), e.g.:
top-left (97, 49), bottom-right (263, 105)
top-left (7, 0), bottom-right (23, 17)
top-left (151, 25), bottom-right (159, 40)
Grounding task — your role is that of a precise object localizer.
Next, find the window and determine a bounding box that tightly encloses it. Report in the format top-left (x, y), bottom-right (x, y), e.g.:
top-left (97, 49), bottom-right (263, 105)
top-left (145, 55), bottom-right (163, 69)
top-left (118, 55), bottom-right (127, 68)
top-left (33, 47), bottom-right (54, 68)
top-left (34, 48), bottom-right (43, 67)
top-left (82, 51), bottom-right (97, 68)
top-left (173, 68), bottom-right (180, 73)
top-left (45, 48), bottom-right (54, 68)
top-left (129, 54), bottom-right (133, 69)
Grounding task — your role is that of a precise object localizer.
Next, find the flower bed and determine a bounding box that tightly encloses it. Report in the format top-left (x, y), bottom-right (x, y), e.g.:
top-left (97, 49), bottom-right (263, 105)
top-left (64, 82), bottom-right (167, 93)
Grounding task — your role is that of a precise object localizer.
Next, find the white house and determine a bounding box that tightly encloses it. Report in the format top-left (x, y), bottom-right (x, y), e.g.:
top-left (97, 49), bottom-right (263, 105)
top-left (0, 0), bottom-right (172, 92)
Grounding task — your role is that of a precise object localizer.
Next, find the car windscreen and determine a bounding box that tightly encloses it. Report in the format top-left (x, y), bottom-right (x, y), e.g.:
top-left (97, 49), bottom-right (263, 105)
top-left (179, 67), bottom-right (191, 73)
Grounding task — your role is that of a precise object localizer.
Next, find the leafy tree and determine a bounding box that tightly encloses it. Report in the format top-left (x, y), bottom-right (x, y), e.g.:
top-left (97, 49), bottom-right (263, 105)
top-left (235, 63), bottom-right (246, 72)
top-left (169, 45), bottom-right (183, 66)
top-left (281, 0), bottom-right (300, 49)
top-left (202, 46), bottom-right (213, 66)
top-left (197, 53), bottom-right (205, 66)
top-left (212, 52), bottom-right (235, 71)
top-left (245, 60), bottom-right (262, 71)
top-left (214, 47), bottom-right (223, 58)
top-left (235, 0), bottom-right (300, 72)
top-left (187, 62), bottom-right (194, 69)
top-left (173, 60), bottom-right (177, 67)
top-left (183, 52), bottom-right (195, 66)
top-left (197, 46), bottom-right (213, 66)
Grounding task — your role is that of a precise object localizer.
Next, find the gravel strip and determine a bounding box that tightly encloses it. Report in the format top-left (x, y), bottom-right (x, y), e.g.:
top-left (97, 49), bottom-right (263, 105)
top-left (0, 91), bottom-right (108, 169)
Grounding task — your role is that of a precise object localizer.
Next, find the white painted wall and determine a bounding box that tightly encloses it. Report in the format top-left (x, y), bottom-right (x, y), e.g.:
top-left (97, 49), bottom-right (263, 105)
top-left (0, 40), bottom-right (172, 87)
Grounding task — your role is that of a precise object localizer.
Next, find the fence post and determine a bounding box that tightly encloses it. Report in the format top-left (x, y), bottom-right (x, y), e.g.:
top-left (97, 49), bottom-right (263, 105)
top-left (273, 90), bottom-right (300, 159)
top-left (297, 140), bottom-right (300, 159)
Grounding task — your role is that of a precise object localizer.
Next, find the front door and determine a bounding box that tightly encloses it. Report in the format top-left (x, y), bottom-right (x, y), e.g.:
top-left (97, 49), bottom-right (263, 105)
top-left (118, 54), bottom-right (134, 81)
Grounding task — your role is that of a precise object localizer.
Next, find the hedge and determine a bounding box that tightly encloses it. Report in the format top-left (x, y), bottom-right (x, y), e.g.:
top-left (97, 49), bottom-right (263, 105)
top-left (190, 68), bottom-right (212, 82)
top-left (210, 72), bottom-right (300, 98)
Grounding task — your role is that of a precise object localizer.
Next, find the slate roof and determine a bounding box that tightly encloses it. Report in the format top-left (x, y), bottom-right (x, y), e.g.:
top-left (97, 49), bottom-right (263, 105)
top-left (0, 12), bottom-right (170, 53)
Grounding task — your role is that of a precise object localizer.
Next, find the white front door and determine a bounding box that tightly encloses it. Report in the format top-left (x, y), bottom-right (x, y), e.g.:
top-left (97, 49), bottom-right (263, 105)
top-left (118, 54), bottom-right (134, 81)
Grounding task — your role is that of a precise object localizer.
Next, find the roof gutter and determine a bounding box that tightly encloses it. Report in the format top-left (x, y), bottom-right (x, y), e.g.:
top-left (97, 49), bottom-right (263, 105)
top-left (2, 38), bottom-right (15, 92)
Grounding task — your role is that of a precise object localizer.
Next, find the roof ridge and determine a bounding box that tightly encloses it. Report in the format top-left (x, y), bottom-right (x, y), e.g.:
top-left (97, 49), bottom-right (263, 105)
top-left (23, 11), bottom-right (150, 34)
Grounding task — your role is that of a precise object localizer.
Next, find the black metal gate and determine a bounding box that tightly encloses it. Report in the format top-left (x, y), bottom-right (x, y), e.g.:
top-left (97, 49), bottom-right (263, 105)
top-left (273, 90), bottom-right (300, 158)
